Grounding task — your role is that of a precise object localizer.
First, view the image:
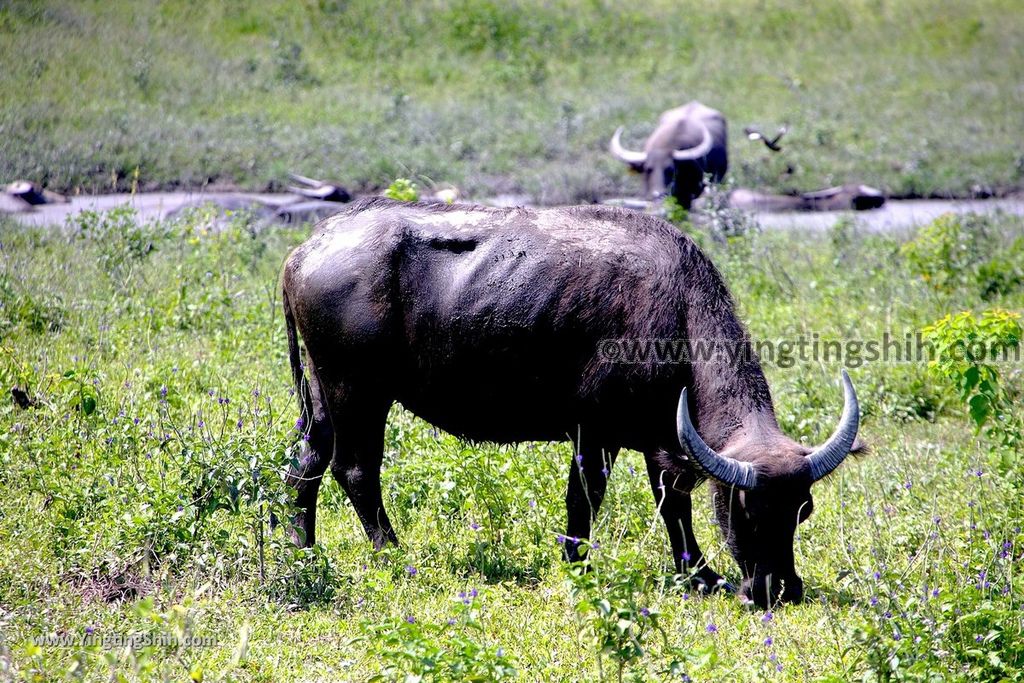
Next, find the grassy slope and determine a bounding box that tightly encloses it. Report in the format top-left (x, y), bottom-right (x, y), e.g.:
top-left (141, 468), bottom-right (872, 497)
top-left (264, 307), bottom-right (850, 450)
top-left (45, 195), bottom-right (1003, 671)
top-left (0, 207), bottom-right (1022, 680)
top-left (1, 0), bottom-right (1022, 201)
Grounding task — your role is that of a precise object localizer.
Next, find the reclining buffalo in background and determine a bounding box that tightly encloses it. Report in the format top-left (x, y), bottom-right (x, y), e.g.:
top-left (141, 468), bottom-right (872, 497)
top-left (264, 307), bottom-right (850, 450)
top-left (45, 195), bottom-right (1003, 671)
top-left (3, 180), bottom-right (68, 208)
top-left (724, 184), bottom-right (886, 212)
top-left (610, 101), bottom-right (728, 209)
top-left (281, 196), bottom-right (864, 608)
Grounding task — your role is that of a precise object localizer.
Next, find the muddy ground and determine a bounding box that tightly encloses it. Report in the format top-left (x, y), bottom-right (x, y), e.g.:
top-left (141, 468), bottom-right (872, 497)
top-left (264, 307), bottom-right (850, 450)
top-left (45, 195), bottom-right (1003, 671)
top-left (5, 190), bottom-right (1024, 235)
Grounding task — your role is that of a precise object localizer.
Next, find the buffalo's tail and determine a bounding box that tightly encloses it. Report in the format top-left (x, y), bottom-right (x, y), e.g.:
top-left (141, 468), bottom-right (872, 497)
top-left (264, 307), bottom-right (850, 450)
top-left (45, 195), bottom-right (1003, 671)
top-left (282, 285), bottom-right (314, 425)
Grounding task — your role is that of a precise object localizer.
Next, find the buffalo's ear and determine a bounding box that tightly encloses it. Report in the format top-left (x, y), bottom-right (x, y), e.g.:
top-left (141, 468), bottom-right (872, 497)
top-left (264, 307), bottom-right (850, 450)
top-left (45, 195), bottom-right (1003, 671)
top-left (849, 437), bottom-right (869, 457)
top-left (652, 449), bottom-right (688, 475)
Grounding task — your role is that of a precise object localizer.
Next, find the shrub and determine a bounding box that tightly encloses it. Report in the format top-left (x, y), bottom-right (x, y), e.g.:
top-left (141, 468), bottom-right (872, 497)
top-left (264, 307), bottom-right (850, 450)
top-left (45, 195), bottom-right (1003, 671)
top-left (901, 213), bottom-right (997, 295)
top-left (923, 309), bottom-right (1023, 459)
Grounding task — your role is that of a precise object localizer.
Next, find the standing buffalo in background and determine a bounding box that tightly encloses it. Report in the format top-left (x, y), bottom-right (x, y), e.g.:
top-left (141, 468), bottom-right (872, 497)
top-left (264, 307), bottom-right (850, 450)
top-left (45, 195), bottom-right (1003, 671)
top-left (281, 197), bottom-right (863, 608)
top-left (610, 101), bottom-right (728, 209)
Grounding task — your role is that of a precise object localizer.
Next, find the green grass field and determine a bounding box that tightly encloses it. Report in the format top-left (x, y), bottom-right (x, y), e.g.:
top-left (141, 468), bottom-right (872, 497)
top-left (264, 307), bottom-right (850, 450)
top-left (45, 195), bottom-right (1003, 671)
top-left (1, 0), bottom-right (1023, 201)
top-left (3, 1), bottom-right (1024, 680)
top-left (1, 205), bottom-right (1022, 680)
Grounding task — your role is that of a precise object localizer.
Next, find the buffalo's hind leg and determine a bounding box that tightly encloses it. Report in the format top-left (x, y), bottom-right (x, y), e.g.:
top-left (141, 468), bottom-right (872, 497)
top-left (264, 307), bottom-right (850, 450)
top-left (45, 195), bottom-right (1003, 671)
top-left (327, 390), bottom-right (398, 550)
top-left (284, 367), bottom-right (334, 547)
top-left (564, 442), bottom-right (619, 563)
top-left (643, 452), bottom-right (731, 594)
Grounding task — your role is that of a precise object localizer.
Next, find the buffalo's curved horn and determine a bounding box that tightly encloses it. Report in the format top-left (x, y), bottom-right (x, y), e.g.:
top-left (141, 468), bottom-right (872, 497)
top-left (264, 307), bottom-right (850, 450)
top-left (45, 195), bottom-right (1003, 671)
top-left (807, 370), bottom-right (860, 482)
top-left (288, 172), bottom-right (322, 188)
top-left (677, 388), bottom-right (758, 489)
top-left (609, 127), bottom-right (647, 166)
top-left (671, 122), bottom-right (714, 161)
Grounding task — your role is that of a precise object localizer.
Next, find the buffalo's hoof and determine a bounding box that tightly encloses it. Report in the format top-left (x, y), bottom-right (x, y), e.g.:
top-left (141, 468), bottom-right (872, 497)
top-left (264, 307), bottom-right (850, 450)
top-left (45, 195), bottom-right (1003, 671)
top-left (690, 570), bottom-right (734, 595)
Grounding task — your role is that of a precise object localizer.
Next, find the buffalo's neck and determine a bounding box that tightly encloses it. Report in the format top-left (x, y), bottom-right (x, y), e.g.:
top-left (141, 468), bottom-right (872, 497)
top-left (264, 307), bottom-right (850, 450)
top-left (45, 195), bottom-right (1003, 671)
top-left (678, 245), bottom-right (780, 451)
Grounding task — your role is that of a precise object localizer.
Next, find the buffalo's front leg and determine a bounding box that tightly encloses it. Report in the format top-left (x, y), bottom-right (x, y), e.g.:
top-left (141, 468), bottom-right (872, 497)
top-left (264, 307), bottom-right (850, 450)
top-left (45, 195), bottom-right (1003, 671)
top-left (328, 396), bottom-right (398, 550)
top-left (564, 444), bottom-right (619, 562)
top-left (643, 453), bottom-right (730, 593)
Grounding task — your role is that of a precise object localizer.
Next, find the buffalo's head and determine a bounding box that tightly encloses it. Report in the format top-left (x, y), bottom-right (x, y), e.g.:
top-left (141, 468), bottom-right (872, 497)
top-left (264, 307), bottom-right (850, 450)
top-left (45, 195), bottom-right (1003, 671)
top-left (676, 370), bottom-right (862, 608)
top-left (609, 120), bottom-right (716, 208)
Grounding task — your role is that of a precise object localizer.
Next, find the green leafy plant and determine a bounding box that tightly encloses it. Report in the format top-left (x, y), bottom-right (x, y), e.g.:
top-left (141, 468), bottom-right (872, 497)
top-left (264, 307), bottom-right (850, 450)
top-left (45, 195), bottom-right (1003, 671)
top-left (58, 368), bottom-right (99, 416)
top-left (362, 589), bottom-right (517, 682)
top-left (923, 309), bottom-right (1022, 457)
top-left (566, 552), bottom-right (715, 682)
top-left (385, 178), bottom-right (420, 202)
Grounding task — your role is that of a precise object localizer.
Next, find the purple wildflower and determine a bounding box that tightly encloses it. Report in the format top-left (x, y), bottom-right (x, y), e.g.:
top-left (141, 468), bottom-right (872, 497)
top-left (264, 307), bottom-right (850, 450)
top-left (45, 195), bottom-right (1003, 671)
top-left (640, 607), bottom-right (650, 617)
top-left (406, 565), bottom-right (417, 576)
top-left (764, 636), bottom-right (773, 647)
top-left (295, 417), bottom-right (305, 431)
top-left (706, 624), bottom-right (717, 634)
top-left (681, 551), bottom-right (691, 562)
top-left (159, 385), bottom-right (167, 399)
top-left (762, 612), bottom-right (773, 623)
top-left (405, 615), bottom-right (415, 624)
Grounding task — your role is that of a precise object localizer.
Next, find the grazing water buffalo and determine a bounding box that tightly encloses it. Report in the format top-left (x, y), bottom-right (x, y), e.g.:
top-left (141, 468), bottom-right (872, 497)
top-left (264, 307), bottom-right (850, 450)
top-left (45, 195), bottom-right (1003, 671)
top-left (610, 101), bottom-right (728, 209)
top-left (281, 197), bottom-right (863, 608)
